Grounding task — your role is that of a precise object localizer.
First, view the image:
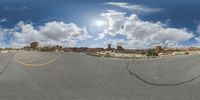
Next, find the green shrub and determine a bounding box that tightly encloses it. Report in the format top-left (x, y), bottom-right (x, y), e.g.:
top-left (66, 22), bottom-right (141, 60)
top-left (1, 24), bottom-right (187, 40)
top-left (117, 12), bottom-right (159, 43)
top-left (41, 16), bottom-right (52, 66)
top-left (185, 52), bottom-right (189, 55)
top-left (146, 49), bottom-right (158, 56)
top-left (104, 53), bottom-right (111, 57)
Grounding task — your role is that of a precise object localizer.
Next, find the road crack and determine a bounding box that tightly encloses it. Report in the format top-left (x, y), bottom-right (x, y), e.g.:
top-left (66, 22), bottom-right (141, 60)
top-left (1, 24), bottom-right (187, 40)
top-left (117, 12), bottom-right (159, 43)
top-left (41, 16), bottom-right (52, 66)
top-left (126, 60), bottom-right (200, 86)
top-left (0, 54), bottom-right (14, 76)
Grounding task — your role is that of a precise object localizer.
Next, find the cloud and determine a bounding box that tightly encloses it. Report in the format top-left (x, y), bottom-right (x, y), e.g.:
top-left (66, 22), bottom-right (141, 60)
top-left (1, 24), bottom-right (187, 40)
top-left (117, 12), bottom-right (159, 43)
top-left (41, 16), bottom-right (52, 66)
top-left (0, 18), bottom-right (8, 23)
top-left (40, 22), bottom-right (90, 41)
top-left (4, 21), bottom-right (91, 48)
top-left (196, 24), bottom-right (200, 33)
top-left (12, 22), bottom-right (40, 47)
top-left (194, 24), bottom-right (200, 45)
top-left (5, 6), bottom-right (29, 11)
top-left (21, 7), bottom-right (29, 10)
top-left (103, 39), bottom-right (127, 46)
top-left (99, 10), bottom-right (193, 49)
top-left (98, 10), bottom-right (126, 39)
top-left (105, 2), bottom-right (161, 14)
top-left (0, 28), bottom-right (7, 47)
top-left (196, 37), bottom-right (200, 43)
top-left (0, 28), bottom-right (15, 48)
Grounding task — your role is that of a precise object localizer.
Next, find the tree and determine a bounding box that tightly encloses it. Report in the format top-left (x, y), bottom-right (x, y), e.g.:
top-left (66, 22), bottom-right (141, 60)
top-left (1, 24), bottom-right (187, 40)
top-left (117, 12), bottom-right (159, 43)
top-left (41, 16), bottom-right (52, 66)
top-left (104, 53), bottom-right (111, 57)
top-left (185, 52), bottom-right (189, 55)
top-left (146, 49), bottom-right (158, 56)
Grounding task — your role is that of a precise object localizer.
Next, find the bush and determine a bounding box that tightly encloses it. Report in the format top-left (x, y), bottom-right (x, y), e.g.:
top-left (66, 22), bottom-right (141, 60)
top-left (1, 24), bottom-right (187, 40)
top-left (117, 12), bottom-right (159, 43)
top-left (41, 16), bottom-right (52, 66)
top-left (185, 52), bottom-right (189, 55)
top-left (146, 49), bottom-right (158, 56)
top-left (104, 53), bottom-right (111, 57)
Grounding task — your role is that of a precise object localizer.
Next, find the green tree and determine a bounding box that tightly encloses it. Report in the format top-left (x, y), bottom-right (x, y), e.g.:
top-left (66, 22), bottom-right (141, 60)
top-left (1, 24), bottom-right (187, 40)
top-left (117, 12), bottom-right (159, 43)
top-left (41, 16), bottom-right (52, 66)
top-left (104, 53), bottom-right (111, 57)
top-left (185, 52), bottom-right (189, 55)
top-left (146, 49), bottom-right (158, 56)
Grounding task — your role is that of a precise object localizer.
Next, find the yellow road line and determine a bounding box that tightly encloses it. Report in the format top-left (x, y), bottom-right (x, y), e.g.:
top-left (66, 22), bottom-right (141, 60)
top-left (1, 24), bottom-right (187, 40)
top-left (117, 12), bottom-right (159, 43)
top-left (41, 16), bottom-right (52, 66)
top-left (14, 53), bottom-right (61, 67)
top-left (24, 54), bottom-right (57, 63)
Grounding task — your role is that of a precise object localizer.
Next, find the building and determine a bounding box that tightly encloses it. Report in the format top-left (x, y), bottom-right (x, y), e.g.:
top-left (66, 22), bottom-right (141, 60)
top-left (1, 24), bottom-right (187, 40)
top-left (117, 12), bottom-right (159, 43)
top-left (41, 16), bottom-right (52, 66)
top-left (86, 48), bottom-right (104, 56)
top-left (155, 46), bottom-right (162, 53)
top-left (30, 42), bottom-right (39, 50)
top-left (117, 45), bottom-right (124, 51)
top-left (188, 47), bottom-right (200, 51)
top-left (107, 44), bottom-right (112, 50)
top-left (23, 46), bottom-right (31, 51)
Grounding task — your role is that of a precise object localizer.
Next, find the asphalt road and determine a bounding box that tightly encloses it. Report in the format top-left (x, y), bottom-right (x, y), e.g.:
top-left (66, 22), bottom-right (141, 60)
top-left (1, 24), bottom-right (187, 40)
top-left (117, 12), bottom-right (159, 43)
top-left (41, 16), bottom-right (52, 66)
top-left (1, 51), bottom-right (200, 100)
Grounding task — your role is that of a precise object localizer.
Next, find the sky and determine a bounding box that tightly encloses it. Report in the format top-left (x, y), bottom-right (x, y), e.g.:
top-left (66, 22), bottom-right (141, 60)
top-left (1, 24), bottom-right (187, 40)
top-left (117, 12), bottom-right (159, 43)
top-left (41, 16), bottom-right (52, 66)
top-left (0, 0), bottom-right (200, 49)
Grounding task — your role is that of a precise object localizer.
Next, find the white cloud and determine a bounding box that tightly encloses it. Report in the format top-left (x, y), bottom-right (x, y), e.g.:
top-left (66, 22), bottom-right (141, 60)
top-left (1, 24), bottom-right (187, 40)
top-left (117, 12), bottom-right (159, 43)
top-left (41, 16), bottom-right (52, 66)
top-left (0, 28), bottom-right (15, 48)
top-left (21, 7), bottom-right (29, 10)
top-left (105, 2), bottom-right (161, 14)
top-left (195, 37), bottom-right (200, 43)
top-left (40, 21), bottom-right (90, 41)
top-left (14, 22), bottom-right (40, 44)
top-left (7, 21), bottom-right (91, 48)
top-left (99, 10), bottom-right (194, 49)
top-left (5, 6), bottom-right (29, 11)
top-left (103, 39), bottom-right (127, 46)
top-left (98, 10), bottom-right (126, 39)
top-left (196, 24), bottom-right (200, 33)
top-left (0, 28), bottom-right (7, 47)
top-left (194, 24), bottom-right (200, 44)
top-left (0, 18), bottom-right (7, 23)
top-left (103, 39), bottom-right (128, 48)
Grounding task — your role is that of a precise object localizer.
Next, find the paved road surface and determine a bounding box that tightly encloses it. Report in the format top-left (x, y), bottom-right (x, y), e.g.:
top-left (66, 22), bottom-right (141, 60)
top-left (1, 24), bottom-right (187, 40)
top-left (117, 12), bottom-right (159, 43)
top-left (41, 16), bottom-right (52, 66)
top-left (1, 51), bottom-right (200, 100)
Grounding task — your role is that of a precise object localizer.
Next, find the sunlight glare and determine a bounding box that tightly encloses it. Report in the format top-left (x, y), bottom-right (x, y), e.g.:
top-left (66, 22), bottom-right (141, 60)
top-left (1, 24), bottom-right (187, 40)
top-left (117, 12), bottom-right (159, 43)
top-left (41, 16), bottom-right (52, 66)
top-left (95, 20), bottom-right (106, 27)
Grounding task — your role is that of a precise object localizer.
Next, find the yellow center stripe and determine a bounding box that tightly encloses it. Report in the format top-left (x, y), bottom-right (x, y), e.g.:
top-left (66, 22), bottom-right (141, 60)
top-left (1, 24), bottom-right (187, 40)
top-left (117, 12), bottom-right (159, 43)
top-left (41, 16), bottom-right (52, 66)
top-left (14, 53), bottom-right (61, 67)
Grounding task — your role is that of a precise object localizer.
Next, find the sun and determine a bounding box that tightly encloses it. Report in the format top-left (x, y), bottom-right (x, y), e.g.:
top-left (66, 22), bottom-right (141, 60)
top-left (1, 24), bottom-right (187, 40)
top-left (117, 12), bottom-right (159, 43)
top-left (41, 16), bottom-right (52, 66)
top-left (95, 20), bottom-right (106, 27)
